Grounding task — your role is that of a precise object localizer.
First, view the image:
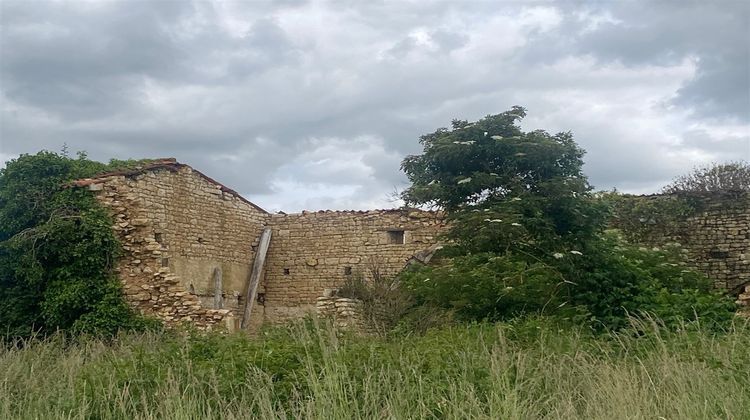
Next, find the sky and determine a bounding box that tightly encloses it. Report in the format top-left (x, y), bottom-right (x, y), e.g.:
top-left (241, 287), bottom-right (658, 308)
top-left (1, 0), bottom-right (748, 212)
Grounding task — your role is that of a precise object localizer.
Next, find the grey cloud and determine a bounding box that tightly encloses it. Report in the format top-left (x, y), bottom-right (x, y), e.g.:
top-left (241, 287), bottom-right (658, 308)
top-left (517, 1), bottom-right (749, 121)
top-left (1, 0), bottom-right (748, 211)
top-left (1, 1), bottom-right (196, 120)
top-left (575, 1), bottom-right (749, 121)
top-left (673, 52), bottom-right (750, 121)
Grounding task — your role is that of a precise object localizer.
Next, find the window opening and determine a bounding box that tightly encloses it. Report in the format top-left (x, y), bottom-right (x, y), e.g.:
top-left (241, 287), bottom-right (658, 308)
top-left (387, 230), bottom-right (405, 244)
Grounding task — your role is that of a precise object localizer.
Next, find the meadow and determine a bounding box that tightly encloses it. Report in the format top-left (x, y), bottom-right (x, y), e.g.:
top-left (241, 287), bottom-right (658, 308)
top-left (2, 317), bottom-right (749, 419)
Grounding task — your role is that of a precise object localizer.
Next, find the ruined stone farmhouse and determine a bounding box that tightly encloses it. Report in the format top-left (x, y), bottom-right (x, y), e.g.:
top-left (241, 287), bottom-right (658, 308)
top-left (72, 159), bottom-right (446, 330)
top-left (72, 159), bottom-right (750, 330)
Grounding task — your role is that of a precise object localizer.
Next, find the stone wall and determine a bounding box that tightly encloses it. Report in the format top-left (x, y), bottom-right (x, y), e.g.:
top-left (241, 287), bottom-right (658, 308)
top-left (73, 160), bottom-right (448, 328)
top-left (315, 296), bottom-right (367, 331)
top-left (79, 159), bottom-right (748, 327)
top-left (73, 159), bottom-right (269, 330)
top-left (262, 210), bottom-right (446, 322)
top-left (614, 192), bottom-right (750, 297)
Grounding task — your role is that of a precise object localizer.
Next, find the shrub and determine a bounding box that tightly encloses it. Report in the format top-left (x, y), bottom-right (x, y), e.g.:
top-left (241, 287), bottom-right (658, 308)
top-left (0, 151), bottom-right (156, 337)
top-left (398, 109), bottom-right (737, 331)
top-left (338, 257), bottom-right (419, 334)
top-left (401, 232), bottom-right (736, 331)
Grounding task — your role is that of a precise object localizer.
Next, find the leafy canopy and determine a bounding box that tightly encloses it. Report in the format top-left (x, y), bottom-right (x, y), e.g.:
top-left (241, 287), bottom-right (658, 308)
top-left (399, 108), bottom-right (735, 330)
top-left (402, 106), bottom-right (608, 257)
top-left (0, 151), bottom-right (156, 337)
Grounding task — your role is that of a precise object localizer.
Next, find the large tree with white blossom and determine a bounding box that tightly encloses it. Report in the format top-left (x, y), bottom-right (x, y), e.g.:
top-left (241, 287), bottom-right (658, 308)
top-left (398, 108), bottom-right (735, 330)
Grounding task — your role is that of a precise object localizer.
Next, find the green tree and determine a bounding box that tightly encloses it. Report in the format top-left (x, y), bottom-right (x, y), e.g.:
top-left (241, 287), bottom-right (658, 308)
top-left (399, 108), bottom-right (735, 330)
top-left (0, 151), bottom-right (155, 337)
top-left (402, 107), bottom-right (608, 260)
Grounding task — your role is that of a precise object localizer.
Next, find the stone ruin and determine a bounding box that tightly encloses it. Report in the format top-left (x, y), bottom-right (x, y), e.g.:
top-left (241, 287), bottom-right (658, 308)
top-left (72, 159), bottom-right (446, 331)
top-left (611, 191), bottom-right (750, 309)
top-left (71, 159), bottom-right (749, 331)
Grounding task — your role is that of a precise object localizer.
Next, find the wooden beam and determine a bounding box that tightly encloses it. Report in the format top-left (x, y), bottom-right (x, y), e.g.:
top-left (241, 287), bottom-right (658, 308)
top-left (241, 227), bottom-right (272, 330)
top-left (213, 267), bottom-right (223, 309)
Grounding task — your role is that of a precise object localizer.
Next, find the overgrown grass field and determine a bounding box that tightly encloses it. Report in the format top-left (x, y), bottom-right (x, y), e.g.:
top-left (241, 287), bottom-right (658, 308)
top-left (2, 318), bottom-right (749, 419)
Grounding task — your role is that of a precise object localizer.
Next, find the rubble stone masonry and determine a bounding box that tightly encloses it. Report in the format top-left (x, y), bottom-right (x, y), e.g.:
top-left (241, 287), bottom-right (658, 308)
top-left (616, 192), bottom-right (750, 308)
top-left (73, 160), bottom-right (446, 329)
top-left (73, 160), bottom-right (749, 329)
top-left (73, 160), bottom-right (269, 330)
top-left (264, 210), bottom-right (445, 322)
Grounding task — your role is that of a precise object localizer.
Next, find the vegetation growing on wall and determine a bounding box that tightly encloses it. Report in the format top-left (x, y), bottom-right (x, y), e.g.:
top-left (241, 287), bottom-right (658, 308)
top-left (606, 192), bottom-right (697, 244)
top-left (399, 108), bottom-right (736, 331)
top-left (0, 151), bottom-right (157, 337)
top-left (663, 161), bottom-right (750, 193)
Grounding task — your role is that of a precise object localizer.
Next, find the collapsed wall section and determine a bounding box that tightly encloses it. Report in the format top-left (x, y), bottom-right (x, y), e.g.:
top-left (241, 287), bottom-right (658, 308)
top-left (262, 209), bottom-right (446, 322)
top-left (74, 162), bottom-right (269, 330)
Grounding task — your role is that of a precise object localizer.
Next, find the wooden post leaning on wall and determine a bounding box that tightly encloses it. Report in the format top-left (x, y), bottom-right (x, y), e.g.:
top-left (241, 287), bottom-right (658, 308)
top-left (241, 227), bottom-right (272, 330)
top-left (213, 267), bottom-right (223, 309)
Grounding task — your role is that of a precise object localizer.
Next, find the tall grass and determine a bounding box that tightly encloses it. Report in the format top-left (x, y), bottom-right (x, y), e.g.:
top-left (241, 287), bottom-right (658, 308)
top-left (1, 317), bottom-right (749, 419)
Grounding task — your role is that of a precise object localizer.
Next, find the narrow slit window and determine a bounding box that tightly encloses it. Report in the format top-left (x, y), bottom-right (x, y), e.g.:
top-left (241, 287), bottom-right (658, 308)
top-left (344, 266), bottom-right (353, 275)
top-left (387, 230), bottom-right (405, 244)
top-left (283, 268), bottom-right (290, 275)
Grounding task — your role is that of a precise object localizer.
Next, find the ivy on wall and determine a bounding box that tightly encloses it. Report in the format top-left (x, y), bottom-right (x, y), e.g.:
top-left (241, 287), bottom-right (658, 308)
top-left (0, 151), bottom-right (158, 338)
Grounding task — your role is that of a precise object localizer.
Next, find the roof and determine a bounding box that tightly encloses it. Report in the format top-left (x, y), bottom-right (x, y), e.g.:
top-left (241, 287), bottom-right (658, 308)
top-left (71, 158), bottom-right (268, 213)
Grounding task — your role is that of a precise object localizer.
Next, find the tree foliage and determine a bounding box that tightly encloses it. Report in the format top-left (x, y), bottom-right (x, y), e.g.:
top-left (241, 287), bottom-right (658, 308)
top-left (0, 151), bottom-right (156, 337)
top-left (662, 161), bottom-right (750, 193)
top-left (399, 108), bottom-right (736, 330)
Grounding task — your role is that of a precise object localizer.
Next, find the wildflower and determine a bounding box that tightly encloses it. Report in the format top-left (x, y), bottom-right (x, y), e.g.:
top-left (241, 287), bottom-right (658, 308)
top-left (504, 286), bottom-right (513, 290)
top-left (491, 135), bottom-right (503, 140)
top-left (511, 222), bottom-right (521, 226)
top-left (511, 197), bottom-right (521, 201)
top-left (553, 252), bottom-right (564, 259)
top-left (428, 180), bottom-right (437, 185)
top-left (457, 178), bottom-right (472, 184)
top-left (570, 250), bottom-right (583, 255)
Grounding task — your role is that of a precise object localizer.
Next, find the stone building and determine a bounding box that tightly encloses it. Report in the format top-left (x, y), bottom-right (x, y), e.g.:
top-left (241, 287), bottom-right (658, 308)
top-left (72, 159), bottom-right (749, 330)
top-left (72, 159), bottom-right (446, 330)
top-left (612, 191), bottom-right (750, 308)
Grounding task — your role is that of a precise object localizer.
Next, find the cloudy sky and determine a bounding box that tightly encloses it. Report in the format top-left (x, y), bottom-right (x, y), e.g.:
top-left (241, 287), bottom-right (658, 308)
top-left (1, 0), bottom-right (748, 212)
